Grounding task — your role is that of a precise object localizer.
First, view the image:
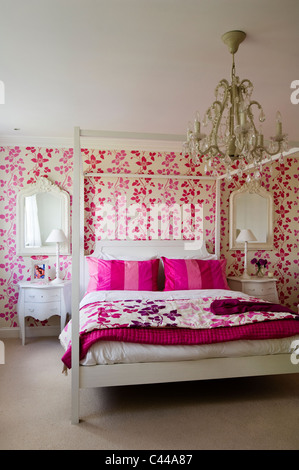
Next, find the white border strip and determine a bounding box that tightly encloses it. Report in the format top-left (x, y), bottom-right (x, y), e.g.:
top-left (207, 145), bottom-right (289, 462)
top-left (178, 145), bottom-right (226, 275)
top-left (84, 172), bottom-right (215, 180)
top-left (217, 148), bottom-right (299, 180)
top-left (0, 133), bottom-right (186, 152)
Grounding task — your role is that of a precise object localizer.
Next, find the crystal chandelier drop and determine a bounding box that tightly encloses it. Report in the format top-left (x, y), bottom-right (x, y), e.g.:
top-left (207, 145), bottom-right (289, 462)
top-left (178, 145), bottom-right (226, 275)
top-left (183, 31), bottom-right (288, 180)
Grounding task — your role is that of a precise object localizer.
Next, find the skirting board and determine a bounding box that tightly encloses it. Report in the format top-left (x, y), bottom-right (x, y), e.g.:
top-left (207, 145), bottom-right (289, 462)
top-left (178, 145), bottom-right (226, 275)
top-left (0, 326), bottom-right (61, 340)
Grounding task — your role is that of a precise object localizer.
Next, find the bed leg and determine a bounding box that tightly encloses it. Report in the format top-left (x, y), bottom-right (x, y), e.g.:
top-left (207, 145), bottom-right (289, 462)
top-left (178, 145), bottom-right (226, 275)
top-left (71, 370), bottom-right (80, 424)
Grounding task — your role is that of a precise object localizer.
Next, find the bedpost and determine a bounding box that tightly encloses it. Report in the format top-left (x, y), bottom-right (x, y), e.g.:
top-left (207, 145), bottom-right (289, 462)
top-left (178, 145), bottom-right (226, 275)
top-left (215, 178), bottom-right (220, 259)
top-left (71, 126), bottom-right (83, 424)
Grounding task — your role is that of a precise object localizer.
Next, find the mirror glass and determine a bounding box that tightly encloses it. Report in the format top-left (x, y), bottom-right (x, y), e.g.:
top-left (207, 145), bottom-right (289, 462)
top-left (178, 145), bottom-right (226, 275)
top-left (229, 185), bottom-right (273, 250)
top-left (17, 177), bottom-right (70, 256)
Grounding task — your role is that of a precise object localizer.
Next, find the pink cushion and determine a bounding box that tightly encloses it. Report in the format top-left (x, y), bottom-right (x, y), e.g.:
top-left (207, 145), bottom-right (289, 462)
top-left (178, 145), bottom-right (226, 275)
top-left (86, 258), bottom-right (159, 292)
top-left (162, 258), bottom-right (229, 291)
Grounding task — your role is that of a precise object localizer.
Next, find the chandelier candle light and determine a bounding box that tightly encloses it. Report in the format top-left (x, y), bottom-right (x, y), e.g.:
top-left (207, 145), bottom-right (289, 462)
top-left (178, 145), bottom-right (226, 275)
top-left (46, 228), bottom-right (67, 284)
top-left (183, 31), bottom-right (288, 179)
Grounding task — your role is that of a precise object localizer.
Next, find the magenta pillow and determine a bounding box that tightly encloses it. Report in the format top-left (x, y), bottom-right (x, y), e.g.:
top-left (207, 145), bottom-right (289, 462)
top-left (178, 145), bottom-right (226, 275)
top-left (86, 258), bottom-right (159, 292)
top-left (162, 258), bottom-right (229, 291)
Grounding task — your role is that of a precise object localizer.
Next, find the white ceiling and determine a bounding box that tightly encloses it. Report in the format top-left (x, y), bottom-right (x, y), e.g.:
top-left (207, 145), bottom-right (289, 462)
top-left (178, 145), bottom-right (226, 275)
top-left (1, 0), bottom-right (299, 149)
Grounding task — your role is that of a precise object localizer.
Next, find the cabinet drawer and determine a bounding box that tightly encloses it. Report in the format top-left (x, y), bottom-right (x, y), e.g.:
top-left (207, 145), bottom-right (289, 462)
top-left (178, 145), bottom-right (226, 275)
top-left (244, 284), bottom-right (275, 296)
top-left (24, 301), bottom-right (61, 319)
top-left (24, 288), bottom-right (61, 303)
top-left (227, 277), bottom-right (278, 303)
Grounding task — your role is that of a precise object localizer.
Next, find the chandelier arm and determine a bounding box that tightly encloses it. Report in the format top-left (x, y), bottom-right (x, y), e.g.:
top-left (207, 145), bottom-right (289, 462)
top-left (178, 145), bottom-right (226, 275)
top-left (247, 100), bottom-right (263, 128)
top-left (246, 100), bottom-right (260, 147)
top-left (247, 100), bottom-right (285, 156)
top-left (215, 79), bottom-right (230, 93)
top-left (210, 100), bottom-right (226, 144)
top-left (235, 132), bottom-right (246, 156)
top-left (263, 140), bottom-right (284, 157)
top-left (212, 81), bottom-right (230, 141)
top-left (239, 78), bottom-right (253, 93)
top-left (230, 83), bottom-right (237, 142)
top-left (250, 148), bottom-right (264, 163)
top-left (205, 145), bottom-right (225, 159)
top-left (208, 79), bottom-right (231, 156)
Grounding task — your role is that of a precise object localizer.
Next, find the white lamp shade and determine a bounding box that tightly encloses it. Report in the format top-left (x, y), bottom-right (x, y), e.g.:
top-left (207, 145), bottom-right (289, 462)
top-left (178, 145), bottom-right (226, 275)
top-left (236, 229), bottom-right (257, 243)
top-left (46, 228), bottom-right (67, 243)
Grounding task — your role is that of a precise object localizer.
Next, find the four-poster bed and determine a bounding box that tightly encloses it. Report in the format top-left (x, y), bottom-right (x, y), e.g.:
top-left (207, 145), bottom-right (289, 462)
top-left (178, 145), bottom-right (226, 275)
top-left (66, 127), bottom-right (299, 424)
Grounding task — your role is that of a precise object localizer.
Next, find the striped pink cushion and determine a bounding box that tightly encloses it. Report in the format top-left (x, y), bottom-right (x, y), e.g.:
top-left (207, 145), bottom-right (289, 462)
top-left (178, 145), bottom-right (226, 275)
top-left (162, 258), bottom-right (229, 290)
top-left (86, 258), bottom-right (159, 292)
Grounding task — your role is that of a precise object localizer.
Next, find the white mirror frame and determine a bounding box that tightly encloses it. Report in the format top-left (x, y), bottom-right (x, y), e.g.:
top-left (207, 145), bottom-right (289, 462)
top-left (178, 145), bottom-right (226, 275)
top-left (16, 177), bottom-right (70, 256)
top-left (229, 185), bottom-right (274, 250)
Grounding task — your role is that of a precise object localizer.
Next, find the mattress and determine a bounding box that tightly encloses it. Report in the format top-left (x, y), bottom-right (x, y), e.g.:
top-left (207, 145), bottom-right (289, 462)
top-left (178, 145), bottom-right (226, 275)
top-left (60, 289), bottom-right (299, 366)
top-left (80, 336), bottom-right (299, 365)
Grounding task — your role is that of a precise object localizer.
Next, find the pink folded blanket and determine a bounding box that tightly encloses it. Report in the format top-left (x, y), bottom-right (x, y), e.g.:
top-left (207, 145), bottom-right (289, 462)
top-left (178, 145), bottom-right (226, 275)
top-left (210, 299), bottom-right (296, 316)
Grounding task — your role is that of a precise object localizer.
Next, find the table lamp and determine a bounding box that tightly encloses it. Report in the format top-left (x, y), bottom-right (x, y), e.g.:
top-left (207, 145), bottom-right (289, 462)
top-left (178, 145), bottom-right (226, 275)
top-left (236, 229), bottom-right (257, 279)
top-left (46, 228), bottom-right (67, 284)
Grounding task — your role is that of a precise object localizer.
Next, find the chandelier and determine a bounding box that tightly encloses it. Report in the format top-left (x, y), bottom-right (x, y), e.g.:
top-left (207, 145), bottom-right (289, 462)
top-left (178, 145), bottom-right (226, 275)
top-left (183, 31), bottom-right (288, 180)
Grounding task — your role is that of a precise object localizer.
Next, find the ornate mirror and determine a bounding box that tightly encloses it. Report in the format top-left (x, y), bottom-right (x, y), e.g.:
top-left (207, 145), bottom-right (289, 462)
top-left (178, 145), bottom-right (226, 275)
top-left (229, 185), bottom-right (274, 250)
top-left (16, 177), bottom-right (70, 256)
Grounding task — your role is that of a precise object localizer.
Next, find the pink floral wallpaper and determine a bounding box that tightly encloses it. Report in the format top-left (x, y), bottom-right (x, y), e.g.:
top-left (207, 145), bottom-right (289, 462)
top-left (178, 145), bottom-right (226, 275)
top-left (0, 145), bottom-right (215, 330)
top-left (0, 144), bottom-right (298, 332)
top-left (221, 157), bottom-right (299, 310)
top-left (0, 146), bottom-right (73, 328)
top-left (83, 149), bottom-right (216, 254)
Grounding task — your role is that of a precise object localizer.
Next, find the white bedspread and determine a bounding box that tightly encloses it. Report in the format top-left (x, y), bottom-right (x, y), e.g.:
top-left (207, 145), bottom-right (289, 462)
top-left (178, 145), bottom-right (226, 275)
top-left (73, 289), bottom-right (298, 366)
top-left (80, 288), bottom-right (249, 308)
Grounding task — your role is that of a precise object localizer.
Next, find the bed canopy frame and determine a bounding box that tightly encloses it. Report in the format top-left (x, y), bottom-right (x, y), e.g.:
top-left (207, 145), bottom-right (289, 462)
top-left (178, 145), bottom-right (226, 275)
top-left (70, 127), bottom-right (298, 424)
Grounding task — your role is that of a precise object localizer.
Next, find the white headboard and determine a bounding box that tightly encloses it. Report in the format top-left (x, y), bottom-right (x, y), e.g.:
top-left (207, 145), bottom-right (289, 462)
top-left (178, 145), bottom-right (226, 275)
top-left (81, 239), bottom-right (216, 298)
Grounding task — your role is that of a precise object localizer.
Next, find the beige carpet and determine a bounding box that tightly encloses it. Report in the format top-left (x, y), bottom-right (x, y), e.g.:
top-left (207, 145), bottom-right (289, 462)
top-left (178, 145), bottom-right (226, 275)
top-left (1, 337), bottom-right (299, 450)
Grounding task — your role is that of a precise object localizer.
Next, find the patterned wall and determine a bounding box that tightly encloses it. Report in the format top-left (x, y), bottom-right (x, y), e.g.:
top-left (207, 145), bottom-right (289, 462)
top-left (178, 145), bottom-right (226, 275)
top-left (83, 148), bottom-right (216, 254)
top-left (0, 146), bottom-right (73, 328)
top-left (0, 145), bottom-right (215, 329)
top-left (0, 145), bottom-right (298, 331)
top-left (221, 156), bottom-right (299, 309)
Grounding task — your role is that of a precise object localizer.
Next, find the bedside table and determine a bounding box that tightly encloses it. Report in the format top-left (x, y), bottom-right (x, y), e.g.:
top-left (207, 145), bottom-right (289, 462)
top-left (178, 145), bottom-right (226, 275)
top-left (17, 280), bottom-right (71, 345)
top-left (227, 276), bottom-right (279, 303)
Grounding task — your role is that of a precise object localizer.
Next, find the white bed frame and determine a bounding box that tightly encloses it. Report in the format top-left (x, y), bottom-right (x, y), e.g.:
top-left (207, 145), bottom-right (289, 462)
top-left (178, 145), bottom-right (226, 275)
top-left (71, 127), bottom-right (298, 424)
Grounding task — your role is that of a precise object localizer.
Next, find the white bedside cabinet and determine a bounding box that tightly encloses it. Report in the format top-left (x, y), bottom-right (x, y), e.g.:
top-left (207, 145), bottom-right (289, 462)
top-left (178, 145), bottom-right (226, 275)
top-left (227, 276), bottom-right (279, 303)
top-left (17, 280), bottom-right (71, 345)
